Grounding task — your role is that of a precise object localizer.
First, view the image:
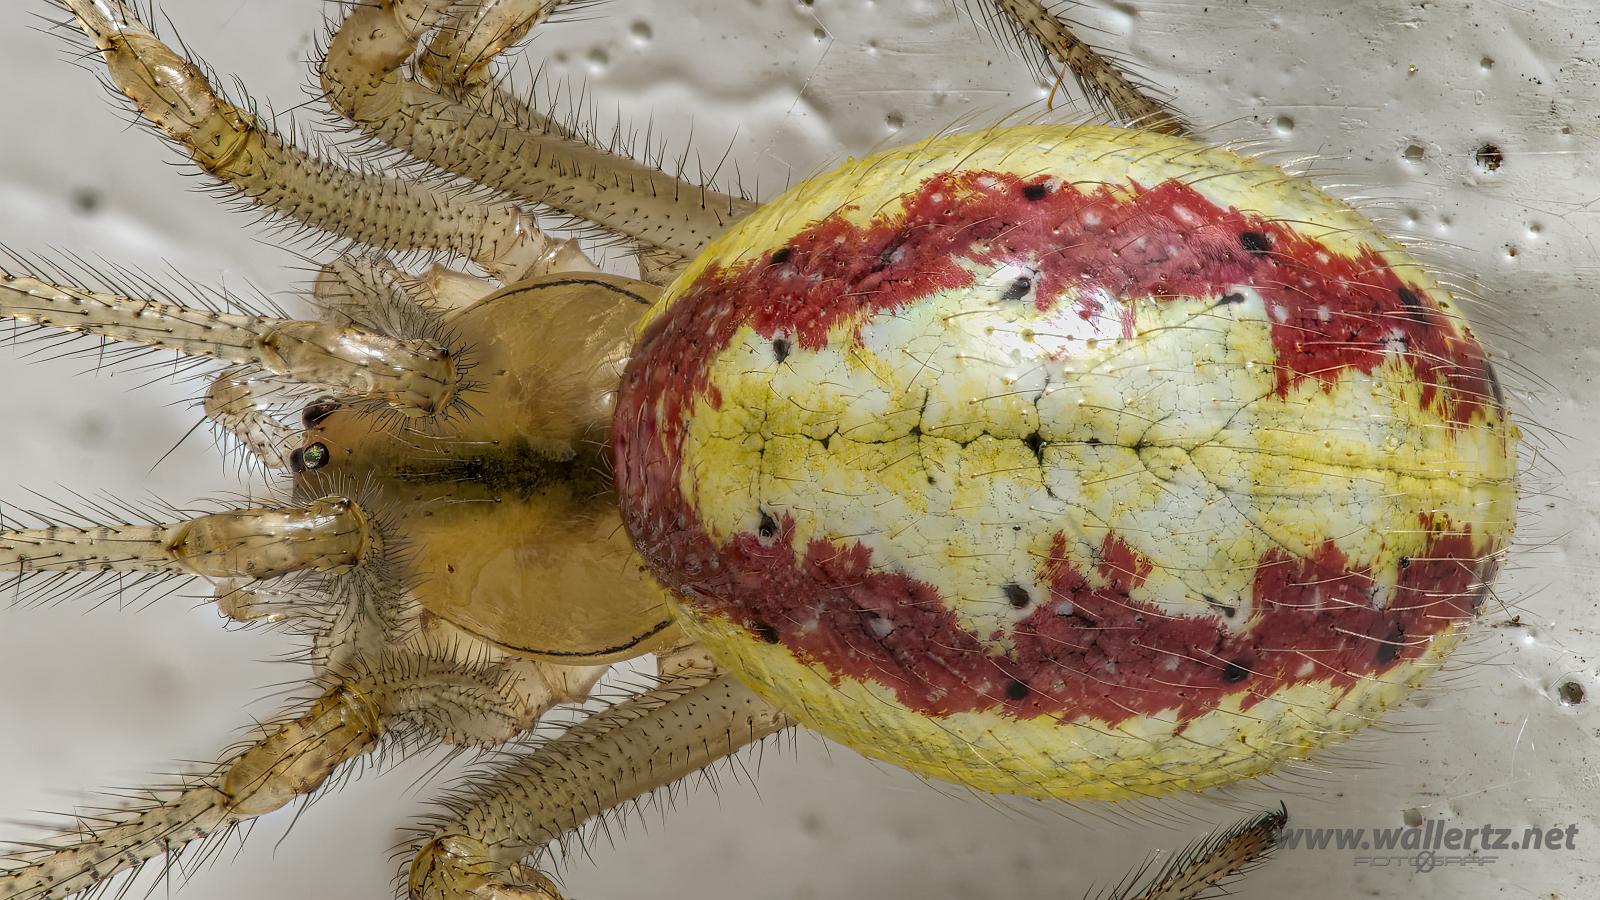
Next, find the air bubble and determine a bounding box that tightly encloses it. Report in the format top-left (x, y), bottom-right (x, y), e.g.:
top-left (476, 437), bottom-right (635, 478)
top-left (886, 111), bottom-right (904, 130)
top-left (629, 21), bottom-right (652, 42)
top-left (1480, 56), bottom-right (1495, 70)
top-left (1403, 143), bottom-right (1425, 162)
top-left (1273, 115), bottom-right (1295, 135)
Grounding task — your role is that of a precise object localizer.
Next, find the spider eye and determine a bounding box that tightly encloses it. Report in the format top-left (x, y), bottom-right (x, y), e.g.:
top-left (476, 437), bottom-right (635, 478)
top-left (291, 442), bottom-right (331, 472)
top-left (302, 397), bottom-right (340, 428)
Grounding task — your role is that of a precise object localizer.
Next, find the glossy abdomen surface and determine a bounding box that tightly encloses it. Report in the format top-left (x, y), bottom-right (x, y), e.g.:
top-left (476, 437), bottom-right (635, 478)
top-left (613, 125), bottom-right (1518, 800)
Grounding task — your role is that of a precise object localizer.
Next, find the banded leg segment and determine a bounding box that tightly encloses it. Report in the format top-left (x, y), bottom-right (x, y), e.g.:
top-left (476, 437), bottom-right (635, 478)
top-left (322, 0), bottom-right (756, 260)
top-left (59, 0), bottom-right (584, 281)
top-left (407, 671), bottom-right (793, 900)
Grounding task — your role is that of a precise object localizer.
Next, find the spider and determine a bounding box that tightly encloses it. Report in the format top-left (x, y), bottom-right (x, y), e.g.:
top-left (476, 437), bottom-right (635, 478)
top-left (0, 0), bottom-right (1574, 890)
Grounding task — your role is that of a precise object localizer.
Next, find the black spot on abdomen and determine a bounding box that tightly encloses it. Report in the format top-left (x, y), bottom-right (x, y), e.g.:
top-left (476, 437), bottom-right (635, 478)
top-left (1222, 660), bottom-right (1252, 682)
top-left (1482, 357), bottom-right (1506, 408)
top-left (1376, 622), bottom-right (1405, 665)
top-left (1023, 431), bottom-right (1045, 462)
top-left (1397, 285), bottom-right (1433, 325)
top-left (1000, 276), bottom-right (1033, 302)
top-left (1003, 583), bottom-right (1032, 608)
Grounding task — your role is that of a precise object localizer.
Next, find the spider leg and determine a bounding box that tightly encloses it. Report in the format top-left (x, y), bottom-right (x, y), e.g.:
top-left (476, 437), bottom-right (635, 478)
top-left (0, 489), bottom-right (612, 899)
top-left (0, 496), bottom-right (379, 582)
top-left (0, 646), bottom-right (604, 900)
top-left (406, 669), bottom-right (792, 900)
top-left (985, 0), bottom-right (1189, 135)
top-left (0, 501), bottom-right (386, 897)
top-left (203, 250), bottom-right (508, 475)
top-left (0, 265), bottom-right (463, 418)
top-left (419, 1), bottom-right (689, 284)
top-left (57, 0), bottom-right (586, 282)
top-left (421, 0), bottom-right (560, 117)
top-left (321, 1), bottom-right (757, 262)
top-left (0, 682), bottom-right (383, 900)
top-left (1109, 806), bottom-right (1287, 900)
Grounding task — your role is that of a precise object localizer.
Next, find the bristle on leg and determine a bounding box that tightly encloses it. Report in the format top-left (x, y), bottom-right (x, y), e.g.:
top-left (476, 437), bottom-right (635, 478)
top-left (55, 0), bottom-right (592, 282)
top-left (0, 271), bottom-right (463, 417)
top-left (0, 496), bottom-right (379, 582)
top-left (1108, 805), bottom-right (1288, 900)
top-left (0, 684), bottom-right (383, 900)
top-left (406, 671), bottom-right (792, 900)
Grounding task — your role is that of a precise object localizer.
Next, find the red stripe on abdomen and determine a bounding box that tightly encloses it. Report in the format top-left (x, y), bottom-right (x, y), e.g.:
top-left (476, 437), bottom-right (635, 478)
top-left (614, 168), bottom-right (1502, 726)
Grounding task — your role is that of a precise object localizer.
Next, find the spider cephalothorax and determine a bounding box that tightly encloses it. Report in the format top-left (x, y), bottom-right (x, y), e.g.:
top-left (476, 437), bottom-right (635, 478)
top-left (293, 267), bottom-right (681, 662)
top-left (0, 1), bottom-right (1524, 899)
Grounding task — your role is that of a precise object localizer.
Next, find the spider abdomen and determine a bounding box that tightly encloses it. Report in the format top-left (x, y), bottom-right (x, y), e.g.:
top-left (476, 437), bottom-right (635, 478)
top-left (613, 125), bottom-right (1518, 800)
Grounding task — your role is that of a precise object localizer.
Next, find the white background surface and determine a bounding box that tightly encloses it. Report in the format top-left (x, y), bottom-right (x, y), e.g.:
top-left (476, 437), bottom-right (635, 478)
top-left (0, 1), bottom-right (1596, 898)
